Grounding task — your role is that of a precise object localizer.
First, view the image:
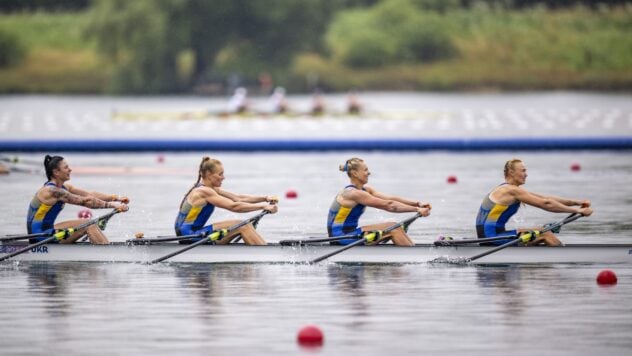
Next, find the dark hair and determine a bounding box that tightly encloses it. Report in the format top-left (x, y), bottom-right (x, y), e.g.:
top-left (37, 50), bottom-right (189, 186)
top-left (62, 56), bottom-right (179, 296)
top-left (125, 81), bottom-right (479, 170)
top-left (44, 155), bottom-right (64, 181)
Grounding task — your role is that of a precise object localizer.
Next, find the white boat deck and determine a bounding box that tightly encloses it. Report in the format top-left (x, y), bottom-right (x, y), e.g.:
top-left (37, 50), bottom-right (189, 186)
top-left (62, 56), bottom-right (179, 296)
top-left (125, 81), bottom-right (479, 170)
top-left (2, 242), bottom-right (631, 265)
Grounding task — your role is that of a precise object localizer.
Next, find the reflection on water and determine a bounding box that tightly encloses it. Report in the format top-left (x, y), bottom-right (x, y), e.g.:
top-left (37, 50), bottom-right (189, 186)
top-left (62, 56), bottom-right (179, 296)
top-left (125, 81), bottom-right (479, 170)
top-left (1, 262), bottom-right (631, 355)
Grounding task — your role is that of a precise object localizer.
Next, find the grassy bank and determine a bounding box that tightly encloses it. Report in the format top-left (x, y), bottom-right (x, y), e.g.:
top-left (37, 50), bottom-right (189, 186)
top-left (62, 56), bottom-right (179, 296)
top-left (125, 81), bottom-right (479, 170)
top-left (0, 12), bottom-right (107, 93)
top-left (292, 5), bottom-right (632, 91)
top-left (0, 6), bottom-right (631, 94)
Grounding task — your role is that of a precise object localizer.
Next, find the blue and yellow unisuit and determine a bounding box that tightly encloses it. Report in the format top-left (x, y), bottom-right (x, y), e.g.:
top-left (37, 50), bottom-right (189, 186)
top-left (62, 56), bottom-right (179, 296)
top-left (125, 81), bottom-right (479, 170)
top-left (174, 196), bottom-right (215, 242)
top-left (327, 185), bottom-right (366, 245)
top-left (475, 184), bottom-right (521, 245)
top-left (26, 182), bottom-right (67, 241)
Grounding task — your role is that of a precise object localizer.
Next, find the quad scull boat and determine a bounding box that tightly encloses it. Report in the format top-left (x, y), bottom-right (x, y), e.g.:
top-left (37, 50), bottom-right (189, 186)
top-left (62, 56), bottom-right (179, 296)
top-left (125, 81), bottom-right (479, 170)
top-left (1, 242), bottom-right (630, 264)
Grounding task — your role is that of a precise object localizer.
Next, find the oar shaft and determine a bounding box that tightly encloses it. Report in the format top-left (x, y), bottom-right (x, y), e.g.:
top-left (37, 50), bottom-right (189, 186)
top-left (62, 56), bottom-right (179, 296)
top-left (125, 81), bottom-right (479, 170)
top-left (150, 236), bottom-right (209, 263)
top-left (127, 234), bottom-right (203, 245)
top-left (434, 235), bottom-right (518, 246)
top-left (1, 232), bottom-right (51, 242)
top-left (311, 237), bottom-right (366, 263)
top-left (279, 234), bottom-right (361, 246)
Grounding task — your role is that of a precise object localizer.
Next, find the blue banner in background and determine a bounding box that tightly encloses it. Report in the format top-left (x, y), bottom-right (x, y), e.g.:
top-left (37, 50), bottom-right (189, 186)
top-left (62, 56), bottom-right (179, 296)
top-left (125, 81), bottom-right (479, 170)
top-left (1, 137), bottom-right (632, 152)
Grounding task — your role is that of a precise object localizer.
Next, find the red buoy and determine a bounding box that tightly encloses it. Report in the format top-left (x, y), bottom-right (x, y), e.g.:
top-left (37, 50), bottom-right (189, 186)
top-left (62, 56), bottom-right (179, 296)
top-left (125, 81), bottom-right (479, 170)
top-left (596, 270), bottom-right (618, 285)
top-left (78, 209), bottom-right (93, 219)
top-left (446, 175), bottom-right (458, 184)
top-left (157, 154), bottom-right (165, 164)
top-left (570, 163), bottom-right (581, 172)
top-left (285, 189), bottom-right (298, 199)
top-left (297, 325), bottom-right (323, 346)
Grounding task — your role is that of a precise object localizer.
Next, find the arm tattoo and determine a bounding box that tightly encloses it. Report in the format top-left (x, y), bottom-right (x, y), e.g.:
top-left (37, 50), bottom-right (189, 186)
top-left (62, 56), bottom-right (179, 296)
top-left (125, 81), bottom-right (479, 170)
top-left (50, 187), bottom-right (107, 208)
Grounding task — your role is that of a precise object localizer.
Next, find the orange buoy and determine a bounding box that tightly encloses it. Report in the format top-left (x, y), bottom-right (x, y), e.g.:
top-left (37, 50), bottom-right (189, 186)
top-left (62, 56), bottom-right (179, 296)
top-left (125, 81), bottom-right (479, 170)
top-left (297, 325), bottom-right (324, 346)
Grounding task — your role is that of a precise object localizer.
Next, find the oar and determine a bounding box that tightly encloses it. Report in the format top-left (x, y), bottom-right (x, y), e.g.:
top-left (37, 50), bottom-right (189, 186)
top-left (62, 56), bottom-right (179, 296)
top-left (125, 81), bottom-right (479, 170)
top-left (310, 213), bottom-right (422, 264)
top-left (0, 209), bottom-right (120, 262)
top-left (464, 213), bottom-right (582, 263)
top-left (149, 211), bottom-right (269, 264)
top-left (279, 233), bottom-right (365, 246)
top-left (126, 233), bottom-right (205, 245)
top-left (433, 235), bottom-right (522, 246)
top-left (1, 231), bottom-right (55, 242)
top-left (0, 156), bottom-right (41, 165)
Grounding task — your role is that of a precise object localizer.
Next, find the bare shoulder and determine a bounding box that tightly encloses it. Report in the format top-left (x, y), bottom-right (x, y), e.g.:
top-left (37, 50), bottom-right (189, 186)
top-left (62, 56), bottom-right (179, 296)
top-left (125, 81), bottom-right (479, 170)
top-left (490, 184), bottom-right (520, 204)
top-left (196, 185), bottom-right (218, 198)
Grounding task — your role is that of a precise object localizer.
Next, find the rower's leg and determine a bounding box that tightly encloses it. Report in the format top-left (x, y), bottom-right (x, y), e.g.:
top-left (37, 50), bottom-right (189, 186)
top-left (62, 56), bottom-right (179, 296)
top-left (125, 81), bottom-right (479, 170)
top-left (86, 225), bottom-right (109, 244)
top-left (213, 220), bottom-right (266, 246)
top-left (520, 228), bottom-right (562, 246)
top-left (235, 223), bottom-right (266, 245)
top-left (534, 231), bottom-right (562, 246)
top-left (53, 219), bottom-right (109, 244)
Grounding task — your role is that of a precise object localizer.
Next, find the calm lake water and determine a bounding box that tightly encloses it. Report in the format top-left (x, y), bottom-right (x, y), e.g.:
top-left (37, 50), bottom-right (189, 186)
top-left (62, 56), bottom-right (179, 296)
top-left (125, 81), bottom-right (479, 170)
top-left (1, 93), bottom-right (632, 355)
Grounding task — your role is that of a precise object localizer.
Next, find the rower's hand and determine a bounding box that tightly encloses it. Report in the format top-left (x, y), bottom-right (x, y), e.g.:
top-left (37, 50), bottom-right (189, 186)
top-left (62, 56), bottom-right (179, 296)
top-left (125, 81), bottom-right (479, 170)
top-left (417, 201), bottom-right (432, 210)
top-left (578, 206), bottom-right (593, 217)
top-left (111, 202), bottom-right (129, 212)
top-left (263, 204), bottom-right (278, 214)
top-left (266, 195), bottom-right (279, 204)
top-left (580, 200), bottom-right (591, 208)
top-left (112, 195), bottom-right (130, 204)
top-left (416, 206), bottom-right (431, 217)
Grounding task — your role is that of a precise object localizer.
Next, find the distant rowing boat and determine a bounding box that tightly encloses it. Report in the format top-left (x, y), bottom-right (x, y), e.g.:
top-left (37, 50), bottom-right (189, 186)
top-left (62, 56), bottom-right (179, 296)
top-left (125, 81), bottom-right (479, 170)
top-left (110, 109), bottom-right (434, 121)
top-left (1, 242), bottom-right (630, 264)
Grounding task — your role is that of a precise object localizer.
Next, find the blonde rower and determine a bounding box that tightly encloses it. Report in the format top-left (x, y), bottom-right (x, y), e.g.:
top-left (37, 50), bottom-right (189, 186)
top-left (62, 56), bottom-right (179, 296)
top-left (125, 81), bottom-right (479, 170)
top-left (174, 157), bottom-right (278, 245)
top-left (475, 159), bottom-right (593, 246)
top-left (327, 158), bottom-right (431, 246)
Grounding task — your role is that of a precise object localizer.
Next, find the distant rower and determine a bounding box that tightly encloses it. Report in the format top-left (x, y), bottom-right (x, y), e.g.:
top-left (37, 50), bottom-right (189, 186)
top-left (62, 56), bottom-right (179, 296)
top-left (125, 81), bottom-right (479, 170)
top-left (27, 155), bottom-right (129, 244)
top-left (476, 158), bottom-right (593, 246)
top-left (174, 157), bottom-right (278, 245)
top-left (327, 157), bottom-right (431, 246)
top-left (226, 87), bottom-right (249, 114)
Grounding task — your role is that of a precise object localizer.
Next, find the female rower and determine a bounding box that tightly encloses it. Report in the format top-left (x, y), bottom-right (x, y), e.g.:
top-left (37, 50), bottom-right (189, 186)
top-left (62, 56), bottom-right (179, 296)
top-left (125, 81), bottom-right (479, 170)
top-left (475, 158), bottom-right (593, 246)
top-left (327, 157), bottom-right (431, 246)
top-left (174, 157), bottom-right (278, 245)
top-left (27, 155), bottom-right (129, 244)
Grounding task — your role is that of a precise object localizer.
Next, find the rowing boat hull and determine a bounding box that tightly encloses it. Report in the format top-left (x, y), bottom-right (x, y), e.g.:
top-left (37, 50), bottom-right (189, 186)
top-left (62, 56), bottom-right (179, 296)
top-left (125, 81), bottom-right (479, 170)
top-left (2, 243), bottom-right (631, 264)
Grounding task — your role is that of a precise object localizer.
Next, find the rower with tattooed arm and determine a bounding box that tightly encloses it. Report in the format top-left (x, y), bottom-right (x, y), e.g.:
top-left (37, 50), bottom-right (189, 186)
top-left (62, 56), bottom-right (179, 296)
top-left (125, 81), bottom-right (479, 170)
top-left (26, 155), bottom-right (129, 244)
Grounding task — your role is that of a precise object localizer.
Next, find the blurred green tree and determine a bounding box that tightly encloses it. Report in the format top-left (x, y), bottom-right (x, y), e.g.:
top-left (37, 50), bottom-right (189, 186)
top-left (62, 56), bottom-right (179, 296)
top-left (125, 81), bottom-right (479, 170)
top-left (85, 0), bottom-right (364, 93)
top-left (0, 28), bottom-right (26, 67)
